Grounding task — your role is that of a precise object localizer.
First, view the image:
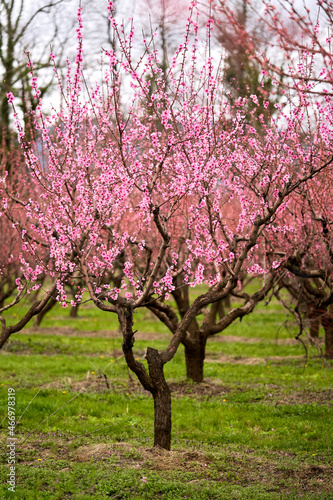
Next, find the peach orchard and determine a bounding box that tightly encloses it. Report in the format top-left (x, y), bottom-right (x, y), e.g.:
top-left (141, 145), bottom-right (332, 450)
top-left (1, 1), bottom-right (333, 449)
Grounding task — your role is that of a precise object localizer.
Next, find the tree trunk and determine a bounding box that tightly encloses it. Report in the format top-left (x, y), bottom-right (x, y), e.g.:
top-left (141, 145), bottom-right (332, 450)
top-left (34, 296), bottom-right (57, 326)
top-left (0, 278), bottom-right (17, 309)
top-left (69, 304), bottom-right (79, 318)
top-left (306, 305), bottom-right (321, 338)
top-left (183, 334), bottom-right (207, 383)
top-left (145, 347), bottom-right (171, 450)
top-left (217, 300), bottom-right (225, 320)
top-left (321, 311), bottom-right (333, 359)
top-left (121, 307), bottom-right (172, 451)
top-left (224, 295), bottom-right (231, 310)
top-left (0, 328), bottom-right (11, 350)
top-left (153, 385), bottom-right (171, 450)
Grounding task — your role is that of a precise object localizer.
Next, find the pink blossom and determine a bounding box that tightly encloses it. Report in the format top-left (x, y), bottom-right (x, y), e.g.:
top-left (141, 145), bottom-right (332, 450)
top-left (6, 92), bottom-right (14, 104)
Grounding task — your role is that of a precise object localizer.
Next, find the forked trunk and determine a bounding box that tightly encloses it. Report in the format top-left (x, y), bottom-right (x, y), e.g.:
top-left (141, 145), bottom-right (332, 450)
top-left (184, 334), bottom-right (207, 383)
top-left (122, 307), bottom-right (172, 451)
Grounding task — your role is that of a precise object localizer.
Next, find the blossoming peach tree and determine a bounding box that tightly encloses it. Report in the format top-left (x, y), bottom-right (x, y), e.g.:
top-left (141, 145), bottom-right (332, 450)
top-left (1, 1), bottom-right (333, 449)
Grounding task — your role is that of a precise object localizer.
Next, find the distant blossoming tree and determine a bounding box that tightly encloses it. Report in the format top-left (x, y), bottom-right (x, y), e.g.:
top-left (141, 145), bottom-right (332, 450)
top-left (211, 0), bottom-right (333, 357)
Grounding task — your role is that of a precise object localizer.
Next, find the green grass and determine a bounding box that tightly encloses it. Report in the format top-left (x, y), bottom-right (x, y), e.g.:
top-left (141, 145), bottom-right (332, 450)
top-left (0, 290), bottom-right (332, 498)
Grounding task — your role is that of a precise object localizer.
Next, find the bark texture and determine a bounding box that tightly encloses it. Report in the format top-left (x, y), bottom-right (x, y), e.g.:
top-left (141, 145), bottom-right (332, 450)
top-left (146, 347), bottom-right (172, 450)
top-left (322, 311), bottom-right (333, 359)
top-left (183, 335), bottom-right (207, 383)
top-left (0, 327), bottom-right (11, 350)
top-left (307, 308), bottom-right (320, 338)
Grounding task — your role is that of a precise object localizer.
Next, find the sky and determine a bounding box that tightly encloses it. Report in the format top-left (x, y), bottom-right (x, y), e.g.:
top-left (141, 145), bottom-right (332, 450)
top-left (6, 0), bottom-right (193, 110)
top-left (3, 0), bottom-right (327, 114)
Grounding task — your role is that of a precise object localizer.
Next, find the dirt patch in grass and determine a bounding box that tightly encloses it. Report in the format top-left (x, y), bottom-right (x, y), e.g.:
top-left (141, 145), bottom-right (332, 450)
top-left (169, 380), bottom-right (234, 399)
top-left (169, 381), bottom-right (333, 405)
top-left (209, 335), bottom-right (312, 346)
top-left (21, 327), bottom-right (169, 341)
top-left (41, 376), bottom-right (333, 405)
top-left (205, 353), bottom-right (305, 365)
top-left (21, 326), bottom-right (121, 338)
top-left (73, 443), bottom-right (116, 462)
top-left (43, 371), bottom-right (125, 393)
top-left (42, 377), bottom-right (236, 399)
top-left (2, 336), bottom-right (125, 357)
top-left (45, 378), bottom-right (236, 399)
top-left (272, 388), bottom-right (333, 406)
top-left (72, 442), bottom-right (213, 471)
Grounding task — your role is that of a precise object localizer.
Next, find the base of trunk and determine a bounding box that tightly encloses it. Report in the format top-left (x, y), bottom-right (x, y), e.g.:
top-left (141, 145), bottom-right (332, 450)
top-left (145, 347), bottom-right (171, 450)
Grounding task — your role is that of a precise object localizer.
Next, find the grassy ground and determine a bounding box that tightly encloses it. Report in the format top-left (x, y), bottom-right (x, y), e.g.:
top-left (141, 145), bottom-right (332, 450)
top-left (0, 293), bottom-right (333, 499)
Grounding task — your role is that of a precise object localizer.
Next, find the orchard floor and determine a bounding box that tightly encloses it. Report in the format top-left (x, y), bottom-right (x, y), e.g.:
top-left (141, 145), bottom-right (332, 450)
top-left (1, 298), bottom-right (333, 499)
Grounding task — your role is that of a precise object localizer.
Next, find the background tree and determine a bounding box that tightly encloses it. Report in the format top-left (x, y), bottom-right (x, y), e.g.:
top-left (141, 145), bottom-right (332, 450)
top-left (211, 0), bottom-right (333, 96)
top-left (208, 0), bottom-right (280, 123)
top-left (137, 0), bottom-right (190, 74)
top-left (0, 0), bottom-right (74, 171)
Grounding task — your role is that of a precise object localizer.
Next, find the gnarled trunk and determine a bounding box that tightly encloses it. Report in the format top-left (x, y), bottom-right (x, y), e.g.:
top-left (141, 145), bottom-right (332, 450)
top-left (183, 334), bottom-right (207, 383)
top-left (122, 310), bottom-right (172, 450)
